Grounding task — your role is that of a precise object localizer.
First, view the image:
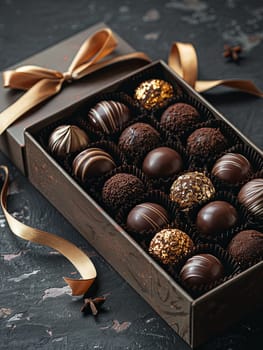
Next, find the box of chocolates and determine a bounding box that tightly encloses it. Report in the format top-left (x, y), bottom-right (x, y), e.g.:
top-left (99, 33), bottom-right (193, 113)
top-left (24, 60), bottom-right (263, 347)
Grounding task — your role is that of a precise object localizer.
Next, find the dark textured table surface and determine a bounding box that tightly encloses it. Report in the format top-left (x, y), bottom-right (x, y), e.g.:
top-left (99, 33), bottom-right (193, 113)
top-left (0, 1), bottom-right (263, 349)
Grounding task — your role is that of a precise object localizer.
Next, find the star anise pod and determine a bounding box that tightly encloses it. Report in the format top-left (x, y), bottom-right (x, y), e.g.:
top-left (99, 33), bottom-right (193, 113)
top-left (80, 296), bottom-right (106, 315)
top-left (223, 44), bottom-right (242, 62)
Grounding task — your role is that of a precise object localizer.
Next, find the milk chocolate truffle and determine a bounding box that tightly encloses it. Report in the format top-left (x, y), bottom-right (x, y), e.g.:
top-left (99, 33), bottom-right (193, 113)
top-left (118, 123), bottom-right (160, 157)
top-left (170, 172), bottom-right (215, 209)
top-left (187, 127), bottom-right (227, 157)
top-left (160, 103), bottom-right (200, 132)
top-left (238, 179), bottom-right (263, 219)
top-left (134, 79), bottom-right (174, 110)
top-left (73, 148), bottom-right (116, 181)
top-left (180, 254), bottom-right (224, 288)
top-left (212, 153), bottom-right (252, 184)
top-left (142, 147), bottom-right (183, 178)
top-left (126, 202), bottom-right (169, 233)
top-left (87, 100), bottom-right (131, 134)
top-left (227, 230), bottom-right (263, 267)
top-left (48, 125), bottom-right (89, 156)
top-left (196, 201), bottom-right (238, 237)
top-left (102, 173), bottom-right (145, 211)
top-left (149, 228), bottom-right (194, 265)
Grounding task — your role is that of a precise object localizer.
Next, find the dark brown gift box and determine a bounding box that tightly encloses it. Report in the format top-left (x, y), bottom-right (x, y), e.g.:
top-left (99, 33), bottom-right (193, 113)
top-left (1, 24), bottom-right (262, 348)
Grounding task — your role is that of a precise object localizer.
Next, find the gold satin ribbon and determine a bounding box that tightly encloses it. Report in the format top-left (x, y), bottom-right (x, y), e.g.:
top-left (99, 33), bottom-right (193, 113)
top-left (0, 28), bottom-right (150, 134)
top-left (169, 41), bottom-right (263, 96)
top-left (0, 165), bottom-right (96, 296)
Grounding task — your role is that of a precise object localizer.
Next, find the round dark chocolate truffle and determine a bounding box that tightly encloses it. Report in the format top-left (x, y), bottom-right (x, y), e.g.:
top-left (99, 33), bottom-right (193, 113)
top-left (73, 148), bottom-right (116, 181)
top-left (102, 173), bottom-right (145, 211)
top-left (186, 127), bottom-right (227, 157)
top-left (227, 230), bottom-right (263, 267)
top-left (180, 254), bottom-right (224, 288)
top-left (142, 147), bottom-right (183, 178)
top-left (149, 228), bottom-right (194, 265)
top-left (238, 178), bottom-right (263, 219)
top-left (212, 153), bottom-right (252, 184)
top-left (118, 123), bottom-right (160, 158)
top-left (196, 201), bottom-right (238, 237)
top-left (170, 172), bottom-right (215, 210)
top-left (126, 202), bottom-right (169, 233)
top-left (87, 100), bottom-right (131, 134)
top-left (160, 103), bottom-right (200, 132)
top-left (134, 79), bottom-right (174, 110)
top-left (48, 125), bottom-right (89, 156)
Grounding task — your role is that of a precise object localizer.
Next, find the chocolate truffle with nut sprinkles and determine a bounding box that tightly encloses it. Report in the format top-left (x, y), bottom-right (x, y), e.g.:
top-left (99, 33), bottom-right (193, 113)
top-left (170, 171), bottom-right (215, 210)
top-left (149, 228), bottom-right (194, 265)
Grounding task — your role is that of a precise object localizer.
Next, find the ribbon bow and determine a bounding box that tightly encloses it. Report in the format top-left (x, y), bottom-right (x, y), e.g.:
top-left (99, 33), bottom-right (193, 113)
top-left (0, 28), bottom-right (150, 134)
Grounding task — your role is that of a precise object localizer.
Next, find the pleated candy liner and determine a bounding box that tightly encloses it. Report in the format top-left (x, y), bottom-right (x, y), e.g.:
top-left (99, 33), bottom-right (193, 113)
top-left (173, 244), bottom-right (242, 298)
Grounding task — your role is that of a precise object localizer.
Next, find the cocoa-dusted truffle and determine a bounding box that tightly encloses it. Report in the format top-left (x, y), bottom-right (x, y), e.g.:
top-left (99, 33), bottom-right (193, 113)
top-left (238, 178), bottom-right (263, 219)
top-left (142, 147), bottom-right (183, 178)
top-left (102, 173), bottom-right (145, 211)
top-left (48, 125), bottom-right (89, 156)
top-left (73, 148), bottom-right (116, 182)
top-left (187, 127), bottom-right (227, 157)
top-left (87, 100), bottom-right (131, 134)
top-left (180, 254), bottom-right (224, 288)
top-left (227, 230), bottom-right (263, 267)
top-left (160, 103), bottom-right (200, 132)
top-left (170, 172), bottom-right (215, 210)
top-left (134, 79), bottom-right (174, 110)
top-left (212, 153), bottom-right (252, 184)
top-left (149, 228), bottom-right (194, 265)
top-left (196, 201), bottom-right (238, 237)
top-left (118, 123), bottom-right (160, 158)
top-left (126, 202), bottom-right (169, 233)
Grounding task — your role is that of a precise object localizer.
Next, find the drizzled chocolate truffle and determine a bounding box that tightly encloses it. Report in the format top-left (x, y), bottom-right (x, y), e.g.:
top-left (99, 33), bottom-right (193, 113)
top-left (238, 178), bottom-right (263, 219)
top-left (170, 172), bottom-right (215, 210)
top-left (73, 148), bottom-right (116, 181)
top-left (134, 79), bottom-right (174, 110)
top-left (48, 125), bottom-right (89, 156)
top-left (180, 254), bottom-right (224, 288)
top-left (212, 153), bottom-right (252, 184)
top-left (160, 103), bottom-right (200, 132)
top-left (149, 228), bottom-right (194, 265)
top-left (87, 100), bottom-right (131, 134)
top-left (126, 202), bottom-right (169, 233)
top-left (187, 127), bottom-right (227, 157)
top-left (142, 147), bottom-right (183, 178)
top-left (196, 201), bottom-right (238, 237)
top-left (227, 230), bottom-right (263, 267)
top-left (102, 173), bottom-right (145, 211)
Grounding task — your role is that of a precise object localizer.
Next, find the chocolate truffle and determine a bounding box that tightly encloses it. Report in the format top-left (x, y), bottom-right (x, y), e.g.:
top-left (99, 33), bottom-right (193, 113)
top-left (170, 172), bottom-right (215, 209)
top-left (212, 153), bottom-right (252, 184)
top-left (102, 173), bottom-right (145, 211)
top-left (160, 103), bottom-right (200, 132)
top-left (48, 125), bottom-right (89, 156)
top-left (187, 127), bottom-right (227, 157)
top-left (180, 254), bottom-right (224, 288)
top-left (73, 148), bottom-right (116, 181)
top-left (238, 178), bottom-right (263, 219)
top-left (118, 123), bottom-right (160, 158)
top-left (227, 230), bottom-right (263, 267)
top-left (196, 201), bottom-right (238, 237)
top-left (134, 79), bottom-right (174, 110)
top-left (87, 100), bottom-right (131, 134)
top-left (149, 228), bottom-right (194, 265)
top-left (126, 202), bottom-right (169, 233)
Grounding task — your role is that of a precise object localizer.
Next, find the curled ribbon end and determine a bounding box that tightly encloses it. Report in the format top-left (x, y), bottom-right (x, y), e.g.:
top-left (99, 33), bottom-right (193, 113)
top-left (63, 277), bottom-right (96, 296)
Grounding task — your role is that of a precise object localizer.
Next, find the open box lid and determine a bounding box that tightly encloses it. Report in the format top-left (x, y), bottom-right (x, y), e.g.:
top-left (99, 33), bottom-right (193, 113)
top-left (0, 22), bottom-right (151, 174)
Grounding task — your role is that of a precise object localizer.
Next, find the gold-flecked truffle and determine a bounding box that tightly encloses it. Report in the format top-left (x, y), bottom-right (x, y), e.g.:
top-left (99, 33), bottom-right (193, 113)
top-left (134, 79), bottom-right (174, 110)
top-left (149, 228), bottom-right (194, 265)
top-left (170, 171), bottom-right (215, 210)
